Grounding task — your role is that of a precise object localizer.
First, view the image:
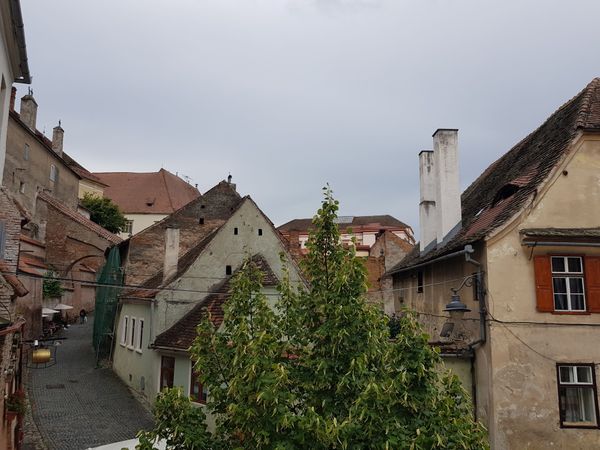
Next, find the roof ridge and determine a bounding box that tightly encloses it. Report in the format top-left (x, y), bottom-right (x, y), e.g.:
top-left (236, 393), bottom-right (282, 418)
top-left (160, 168), bottom-right (176, 212)
top-left (576, 77), bottom-right (600, 129)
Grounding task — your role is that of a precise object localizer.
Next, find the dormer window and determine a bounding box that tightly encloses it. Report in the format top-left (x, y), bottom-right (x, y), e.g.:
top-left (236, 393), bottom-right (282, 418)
top-left (492, 183), bottom-right (519, 206)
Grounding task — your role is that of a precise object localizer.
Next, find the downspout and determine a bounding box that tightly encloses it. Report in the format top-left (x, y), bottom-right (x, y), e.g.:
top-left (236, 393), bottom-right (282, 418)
top-left (471, 352), bottom-right (478, 421)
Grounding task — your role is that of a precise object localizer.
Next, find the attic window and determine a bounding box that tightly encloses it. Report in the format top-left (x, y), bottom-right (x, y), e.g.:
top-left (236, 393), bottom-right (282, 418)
top-left (199, 218), bottom-right (204, 225)
top-left (146, 199), bottom-right (155, 207)
top-left (234, 227), bottom-right (238, 235)
top-left (225, 265), bottom-right (232, 275)
top-left (258, 229), bottom-right (263, 236)
top-left (492, 183), bottom-right (520, 206)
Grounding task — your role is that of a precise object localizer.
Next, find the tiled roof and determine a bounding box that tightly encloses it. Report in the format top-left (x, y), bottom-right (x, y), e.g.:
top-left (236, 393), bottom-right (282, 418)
top-left (61, 153), bottom-right (107, 186)
top-left (152, 255), bottom-right (279, 351)
top-left (37, 192), bottom-right (122, 244)
top-left (278, 215), bottom-right (411, 232)
top-left (520, 228), bottom-right (600, 240)
top-left (93, 169), bottom-right (200, 214)
top-left (0, 261), bottom-right (28, 297)
top-left (389, 78), bottom-right (600, 273)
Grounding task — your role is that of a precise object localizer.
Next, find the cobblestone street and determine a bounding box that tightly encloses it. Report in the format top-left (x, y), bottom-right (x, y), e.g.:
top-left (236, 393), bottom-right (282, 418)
top-left (24, 317), bottom-right (154, 450)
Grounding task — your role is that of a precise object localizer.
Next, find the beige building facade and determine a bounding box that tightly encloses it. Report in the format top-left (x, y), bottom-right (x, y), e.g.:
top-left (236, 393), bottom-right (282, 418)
top-left (389, 78), bottom-right (600, 449)
top-left (111, 181), bottom-right (304, 423)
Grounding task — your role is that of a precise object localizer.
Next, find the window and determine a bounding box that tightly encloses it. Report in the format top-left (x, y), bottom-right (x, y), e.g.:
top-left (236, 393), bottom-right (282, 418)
top-left (199, 218), bottom-right (204, 225)
top-left (136, 319), bottom-right (144, 352)
top-left (557, 364), bottom-right (599, 428)
top-left (19, 181), bottom-right (25, 194)
top-left (49, 164), bottom-right (57, 182)
top-left (123, 220), bottom-right (133, 235)
top-left (234, 227), bottom-right (238, 235)
top-left (160, 356), bottom-right (175, 390)
top-left (534, 255), bottom-right (600, 313)
top-left (23, 144), bottom-right (29, 161)
top-left (120, 316), bottom-right (129, 346)
top-left (552, 257), bottom-right (586, 311)
top-left (129, 318), bottom-right (136, 348)
top-left (417, 271), bottom-right (424, 293)
top-left (190, 364), bottom-right (208, 404)
top-left (226, 265), bottom-right (232, 275)
top-left (258, 228), bottom-right (263, 236)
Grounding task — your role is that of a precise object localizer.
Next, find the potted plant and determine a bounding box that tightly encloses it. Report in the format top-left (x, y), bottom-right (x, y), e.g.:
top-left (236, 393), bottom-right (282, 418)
top-left (42, 269), bottom-right (63, 300)
top-left (5, 389), bottom-right (26, 418)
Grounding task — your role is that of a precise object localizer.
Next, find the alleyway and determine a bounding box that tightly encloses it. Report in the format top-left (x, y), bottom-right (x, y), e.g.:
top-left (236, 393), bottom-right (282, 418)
top-left (25, 317), bottom-right (154, 450)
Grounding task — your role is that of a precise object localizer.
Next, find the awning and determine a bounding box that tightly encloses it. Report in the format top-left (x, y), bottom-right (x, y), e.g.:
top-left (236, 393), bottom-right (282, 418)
top-left (42, 308), bottom-right (59, 315)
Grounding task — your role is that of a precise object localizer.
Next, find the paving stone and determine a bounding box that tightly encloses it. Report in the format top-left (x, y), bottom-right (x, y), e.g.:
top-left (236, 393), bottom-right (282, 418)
top-left (24, 316), bottom-right (154, 450)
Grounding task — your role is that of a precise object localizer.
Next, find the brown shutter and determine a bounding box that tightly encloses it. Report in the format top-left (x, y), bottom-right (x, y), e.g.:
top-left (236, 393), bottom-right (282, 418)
top-left (534, 255), bottom-right (554, 312)
top-left (584, 256), bottom-right (600, 313)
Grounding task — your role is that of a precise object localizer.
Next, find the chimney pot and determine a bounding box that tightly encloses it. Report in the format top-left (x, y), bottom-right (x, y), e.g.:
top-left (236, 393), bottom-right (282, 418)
top-left (19, 93), bottom-right (38, 130)
top-left (52, 122), bottom-right (64, 157)
top-left (433, 129), bottom-right (461, 244)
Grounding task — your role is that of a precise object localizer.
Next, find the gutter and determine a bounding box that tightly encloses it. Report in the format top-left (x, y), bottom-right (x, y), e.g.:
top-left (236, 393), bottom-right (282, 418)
top-left (9, 0), bottom-right (30, 84)
top-left (387, 244), bottom-right (475, 275)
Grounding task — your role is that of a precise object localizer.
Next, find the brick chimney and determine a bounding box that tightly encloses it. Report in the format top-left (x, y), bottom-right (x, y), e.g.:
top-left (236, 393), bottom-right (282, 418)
top-left (19, 91), bottom-right (38, 130)
top-left (52, 122), bottom-right (64, 157)
top-left (432, 129), bottom-right (461, 244)
top-left (418, 150), bottom-right (436, 252)
top-left (163, 227), bottom-right (180, 283)
top-left (9, 87), bottom-right (16, 111)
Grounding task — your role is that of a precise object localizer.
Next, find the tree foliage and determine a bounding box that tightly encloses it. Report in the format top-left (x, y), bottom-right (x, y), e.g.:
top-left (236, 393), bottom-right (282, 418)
top-left (138, 187), bottom-right (488, 449)
top-left (81, 193), bottom-right (127, 234)
top-left (42, 269), bottom-right (63, 299)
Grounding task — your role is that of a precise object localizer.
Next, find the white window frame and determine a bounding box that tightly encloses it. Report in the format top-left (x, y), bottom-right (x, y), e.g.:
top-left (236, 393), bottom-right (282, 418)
top-left (551, 256), bottom-right (586, 312)
top-left (557, 364), bottom-right (599, 428)
top-left (136, 319), bottom-right (144, 353)
top-left (129, 317), bottom-right (136, 349)
top-left (120, 316), bottom-right (129, 346)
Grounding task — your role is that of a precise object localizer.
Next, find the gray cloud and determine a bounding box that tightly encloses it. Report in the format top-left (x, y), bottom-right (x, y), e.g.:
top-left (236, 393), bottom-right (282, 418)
top-left (18, 0), bottom-right (600, 235)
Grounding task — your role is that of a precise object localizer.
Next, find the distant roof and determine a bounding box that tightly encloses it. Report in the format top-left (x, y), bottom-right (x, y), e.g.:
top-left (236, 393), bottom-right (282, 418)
top-left (93, 169), bottom-right (200, 214)
top-left (152, 255), bottom-right (279, 351)
top-left (62, 153), bottom-right (107, 186)
top-left (37, 191), bottom-right (122, 244)
top-left (278, 215), bottom-right (410, 232)
top-left (389, 77), bottom-right (600, 274)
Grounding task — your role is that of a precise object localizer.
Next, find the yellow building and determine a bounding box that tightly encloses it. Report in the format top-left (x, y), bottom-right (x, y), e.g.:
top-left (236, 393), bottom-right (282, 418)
top-left (388, 78), bottom-right (600, 449)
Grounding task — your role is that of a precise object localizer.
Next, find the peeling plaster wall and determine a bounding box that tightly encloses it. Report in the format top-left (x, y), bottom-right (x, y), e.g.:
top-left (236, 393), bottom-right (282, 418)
top-left (485, 134), bottom-right (600, 449)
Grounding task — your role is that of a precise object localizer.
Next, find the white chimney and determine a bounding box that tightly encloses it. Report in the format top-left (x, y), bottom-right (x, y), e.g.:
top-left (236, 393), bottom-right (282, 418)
top-left (433, 129), bottom-right (461, 244)
top-left (163, 227), bottom-right (180, 283)
top-left (419, 150), bottom-right (436, 252)
top-left (52, 122), bottom-right (64, 157)
top-left (20, 92), bottom-right (38, 130)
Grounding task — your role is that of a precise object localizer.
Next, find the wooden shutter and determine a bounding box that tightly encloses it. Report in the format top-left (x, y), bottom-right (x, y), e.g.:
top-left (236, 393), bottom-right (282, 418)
top-left (534, 255), bottom-right (554, 312)
top-left (584, 256), bottom-right (600, 313)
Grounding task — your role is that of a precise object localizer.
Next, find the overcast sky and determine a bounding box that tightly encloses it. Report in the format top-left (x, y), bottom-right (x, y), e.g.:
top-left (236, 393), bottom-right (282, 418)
top-left (19, 0), bottom-right (600, 233)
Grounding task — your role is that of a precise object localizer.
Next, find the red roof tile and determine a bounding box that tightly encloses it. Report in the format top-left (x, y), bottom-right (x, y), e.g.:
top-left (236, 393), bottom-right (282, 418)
top-left (152, 255), bottom-right (279, 351)
top-left (93, 169), bottom-right (200, 214)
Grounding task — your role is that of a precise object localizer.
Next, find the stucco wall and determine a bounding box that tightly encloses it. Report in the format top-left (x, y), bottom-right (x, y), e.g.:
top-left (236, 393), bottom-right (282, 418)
top-left (484, 134), bottom-right (600, 449)
top-left (3, 115), bottom-right (79, 219)
top-left (0, 32), bottom-right (15, 184)
top-left (121, 213), bottom-right (167, 238)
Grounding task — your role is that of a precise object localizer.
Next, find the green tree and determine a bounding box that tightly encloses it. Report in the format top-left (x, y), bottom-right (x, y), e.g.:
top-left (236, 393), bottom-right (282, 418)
top-left (80, 193), bottom-right (127, 234)
top-left (42, 269), bottom-right (63, 299)
top-left (138, 187), bottom-right (488, 449)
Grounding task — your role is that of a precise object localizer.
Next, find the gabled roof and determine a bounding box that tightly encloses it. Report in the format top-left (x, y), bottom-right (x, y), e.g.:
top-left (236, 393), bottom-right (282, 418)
top-left (152, 255), bottom-right (279, 351)
top-left (93, 169), bottom-right (200, 214)
top-left (37, 191), bottom-right (122, 244)
top-left (279, 214), bottom-right (411, 232)
top-left (389, 78), bottom-right (600, 273)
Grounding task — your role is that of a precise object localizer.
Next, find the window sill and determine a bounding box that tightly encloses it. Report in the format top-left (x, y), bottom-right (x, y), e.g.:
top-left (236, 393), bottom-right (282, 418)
top-left (551, 311), bottom-right (591, 315)
top-left (560, 422), bottom-right (599, 429)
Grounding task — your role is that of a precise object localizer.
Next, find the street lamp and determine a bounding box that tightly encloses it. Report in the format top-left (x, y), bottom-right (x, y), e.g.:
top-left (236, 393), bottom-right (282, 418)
top-left (444, 288), bottom-right (471, 321)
